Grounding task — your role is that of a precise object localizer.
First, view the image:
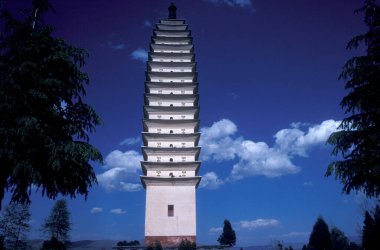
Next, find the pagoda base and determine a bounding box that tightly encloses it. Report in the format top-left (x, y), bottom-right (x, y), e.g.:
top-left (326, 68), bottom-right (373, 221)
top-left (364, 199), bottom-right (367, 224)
top-left (145, 236), bottom-right (196, 247)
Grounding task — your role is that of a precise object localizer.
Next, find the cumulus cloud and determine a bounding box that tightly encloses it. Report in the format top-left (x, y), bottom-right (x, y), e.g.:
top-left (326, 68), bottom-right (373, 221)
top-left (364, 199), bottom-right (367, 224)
top-left (209, 227), bottom-right (223, 234)
top-left (120, 136), bottom-right (141, 146)
top-left (199, 119), bottom-right (340, 182)
top-left (131, 48), bottom-right (148, 62)
top-left (239, 219), bottom-right (279, 230)
top-left (282, 231), bottom-right (310, 238)
top-left (110, 208), bottom-right (126, 215)
top-left (205, 0), bottom-right (253, 8)
top-left (90, 207), bottom-right (103, 214)
top-left (199, 172), bottom-right (224, 189)
top-left (303, 181), bottom-right (314, 186)
top-left (97, 150), bottom-right (142, 192)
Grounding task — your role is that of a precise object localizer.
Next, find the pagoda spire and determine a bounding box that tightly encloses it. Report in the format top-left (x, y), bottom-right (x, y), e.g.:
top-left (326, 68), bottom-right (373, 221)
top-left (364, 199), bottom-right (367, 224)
top-left (168, 3), bottom-right (177, 19)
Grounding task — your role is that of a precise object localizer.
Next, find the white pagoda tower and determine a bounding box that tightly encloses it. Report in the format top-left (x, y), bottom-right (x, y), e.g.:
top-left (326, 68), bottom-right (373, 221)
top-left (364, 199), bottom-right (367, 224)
top-left (140, 3), bottom-right (202, 247)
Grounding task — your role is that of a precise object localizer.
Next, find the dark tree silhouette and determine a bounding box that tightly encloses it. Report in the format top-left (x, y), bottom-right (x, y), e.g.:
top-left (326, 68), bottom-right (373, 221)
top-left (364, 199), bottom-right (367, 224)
top-left (330, 226), bottom-right (350, 250)
top-left (0, 203), bottom-right (31, 250)
top-left (218, 219), bottom-right (236, 247)
top-left (327, 0), bottom-right (380, 198)
top-left (178, 239), bottom-right (196, 250)
top-left (0, 0), bottom-right (102, 208)
top-left (42, 199), bottom-right (71, 243)
top-left (308, 216), bottom-right (331, 250)
top-left (362, 205), bottom-right (380, 250)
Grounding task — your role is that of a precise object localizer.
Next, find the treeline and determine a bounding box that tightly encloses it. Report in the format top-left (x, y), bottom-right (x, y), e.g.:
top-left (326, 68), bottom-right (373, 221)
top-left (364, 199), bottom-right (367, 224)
top-left (0, 199), bottom-right (71, 250)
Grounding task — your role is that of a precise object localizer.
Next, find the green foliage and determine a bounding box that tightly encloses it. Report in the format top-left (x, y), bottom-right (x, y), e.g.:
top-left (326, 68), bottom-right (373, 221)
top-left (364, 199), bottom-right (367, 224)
top-left (0, 202), bottom-right (31, 250)
top-left (362, 205), bottom-right (380, 250)
top-left (116, 240), bottom-right (140, 246)
top-left (147, 241), bottom-right (163, 250)
top-left (218, 219), bottom-right (236, 247)
top-left (308, 216), bottom-right (331, 250)
top-left (0, 0), bottom-right (102, 207)
top-left (40, 237), bottom-right (66, 250)
top-left (41, 199), bottom-right (71, 243)
top-left (330, 226), bottom-right (350, 250)
top-left (178, 239), bottom-right (196, 250)
top-left (326, 0), bottom-right (380, 198)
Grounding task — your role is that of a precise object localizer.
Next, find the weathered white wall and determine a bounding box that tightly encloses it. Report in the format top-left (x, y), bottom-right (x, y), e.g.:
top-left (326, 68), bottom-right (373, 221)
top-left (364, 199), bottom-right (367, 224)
top-left (148, 141), bottom-right (194, 147)
top-left (148, 155), bottom-right (195, 162)
top-left (152, 58), bottom-right (192, 63)
top-left (149, 114), bottom-right (194, 120)
top-left (147, 170), bottom-right (195, 177)
top-left (150, 100), bottom-right (194, 107)
top-left (150, 89), bottom-right (194, 95)
top-left (151, 68), bottom-right (192, 73)
top-left (145, 186), bottom-right (196, 236)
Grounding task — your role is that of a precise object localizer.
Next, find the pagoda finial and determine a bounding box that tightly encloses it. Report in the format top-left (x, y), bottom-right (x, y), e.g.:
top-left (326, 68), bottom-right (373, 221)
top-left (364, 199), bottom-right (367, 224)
top-left (168, 3), bottom-right (177, 19)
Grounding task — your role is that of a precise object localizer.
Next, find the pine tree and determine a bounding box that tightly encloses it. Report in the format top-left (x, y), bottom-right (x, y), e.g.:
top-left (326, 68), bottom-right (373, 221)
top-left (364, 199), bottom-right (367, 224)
top-left (217, 219), bottom-right (236, 246)
top-left (362, 211), bottom-right (374, 250)
top-left (330, 226), bottom-right (350, 250)
top-left (0, 203), bottom-right (31, 250)
top-left (42, 199), bottom-right (71, 243)
top-left (308, 216), bottom-right (331, 250)
top-left (0, 0), bottom-right (102, 208)
top-left (327, 0), bottom-right (380, 198)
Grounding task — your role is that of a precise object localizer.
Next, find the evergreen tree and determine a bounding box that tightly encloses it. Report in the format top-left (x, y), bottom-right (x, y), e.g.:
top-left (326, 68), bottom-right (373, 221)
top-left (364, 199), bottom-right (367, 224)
top-left (362, 211), bottom-right (374, 250)
top-left (217, 219), bottom-right (236, 246)
top-left (308, 217), bottom-right (331, 250)
top-left (330, 226), bottom-right (350, 250)
top-left (42, 199), bottom-right (71, 243)
top-left (0, 0), bottom-right (102, 208)
top-left (326, 0), bottom-right (380, 198)
top-left (362, 205), bottom-right (380, 250)
top-left (0, 203), bottom-right (31, 250)
top-left (178, 239), bottom-right (196, 250)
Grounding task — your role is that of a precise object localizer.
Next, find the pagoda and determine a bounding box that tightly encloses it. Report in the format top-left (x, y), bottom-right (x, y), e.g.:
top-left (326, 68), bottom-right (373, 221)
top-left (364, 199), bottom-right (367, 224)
top-left (140, 3), bottom-right (202, 247)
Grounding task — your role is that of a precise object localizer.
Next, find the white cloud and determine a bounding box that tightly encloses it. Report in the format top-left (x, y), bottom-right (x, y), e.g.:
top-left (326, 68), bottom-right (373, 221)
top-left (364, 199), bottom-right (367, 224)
top-left (131, 48), bottom-right (148, 62)
top-left (282, 231), bottom-right (310, 238)
top-left (200, 119), bottom-right (340, 181)
top-left (110, 208), bottom-right (126, 215)
top-left (205, 0), bottom-right (253, 8)
top-left (303, 182), bottom-right (314, 186)
top-left (109, 43), bottom-right (125, 50)
top-left (274, 119), bottom-right (341, 157)
top-left (120, 136), bottom-right (141, 146)
top-left (199, 172), bottom-right (224, 189)
top-left (103, 150), bottom-right (142, 171)
top-left (239, 219), bottom-right (279, 230)
top-left (120, 182), bottom-right (142, 192)
top-left (90, 207), bottom-right (103, 214)
top-left (97, 150), bottom-right (142, 192)
top-left (144, 20), bottom-right (152, 27)
top-left (200, 119), bottom-right (239, 161)
top-left (209, 227), bottom-right (223, 234)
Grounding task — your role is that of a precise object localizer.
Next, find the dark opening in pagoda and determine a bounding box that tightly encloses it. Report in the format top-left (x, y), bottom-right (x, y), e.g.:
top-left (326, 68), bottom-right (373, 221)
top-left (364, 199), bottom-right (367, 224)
top-left (168, 3), bottom-right (177, 19)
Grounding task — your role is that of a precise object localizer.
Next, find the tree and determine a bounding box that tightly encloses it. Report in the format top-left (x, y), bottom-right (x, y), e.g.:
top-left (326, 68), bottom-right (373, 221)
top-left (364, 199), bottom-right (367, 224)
top-left (42, 199), bottom-right (71, 243)
top-left (0, 203), bottom-right (31, 250)
top-left (362, 211), bottom-right (374, 250)
top-left (0, 0), bottom-right (103, 208)
top-left (217, 219), bottom-right (236, 247)
top-left (308, 216), bottom-right (331, 250)
top-left (362, 205), bottom-right (380, 250)
top-left (40, 237), bottom-right (65, 250)
top-left (147, 241), bottom-right (163, 250)
top-left (330, 226), bottom-right (350, 250)
top-left (326, 0), bottom-right (380, 198)
top-left (178, 239), bottom-right (196, 250)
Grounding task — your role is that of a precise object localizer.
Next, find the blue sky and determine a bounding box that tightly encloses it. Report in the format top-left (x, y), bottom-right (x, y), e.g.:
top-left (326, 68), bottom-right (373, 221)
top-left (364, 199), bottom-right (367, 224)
top-left (2, 0), bottom-right (374, 246)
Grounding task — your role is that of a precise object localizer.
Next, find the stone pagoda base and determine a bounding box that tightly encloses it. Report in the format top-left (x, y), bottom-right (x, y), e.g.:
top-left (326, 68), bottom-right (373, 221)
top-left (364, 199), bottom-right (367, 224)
top-left (145, 236), bottom-right (196, 247)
